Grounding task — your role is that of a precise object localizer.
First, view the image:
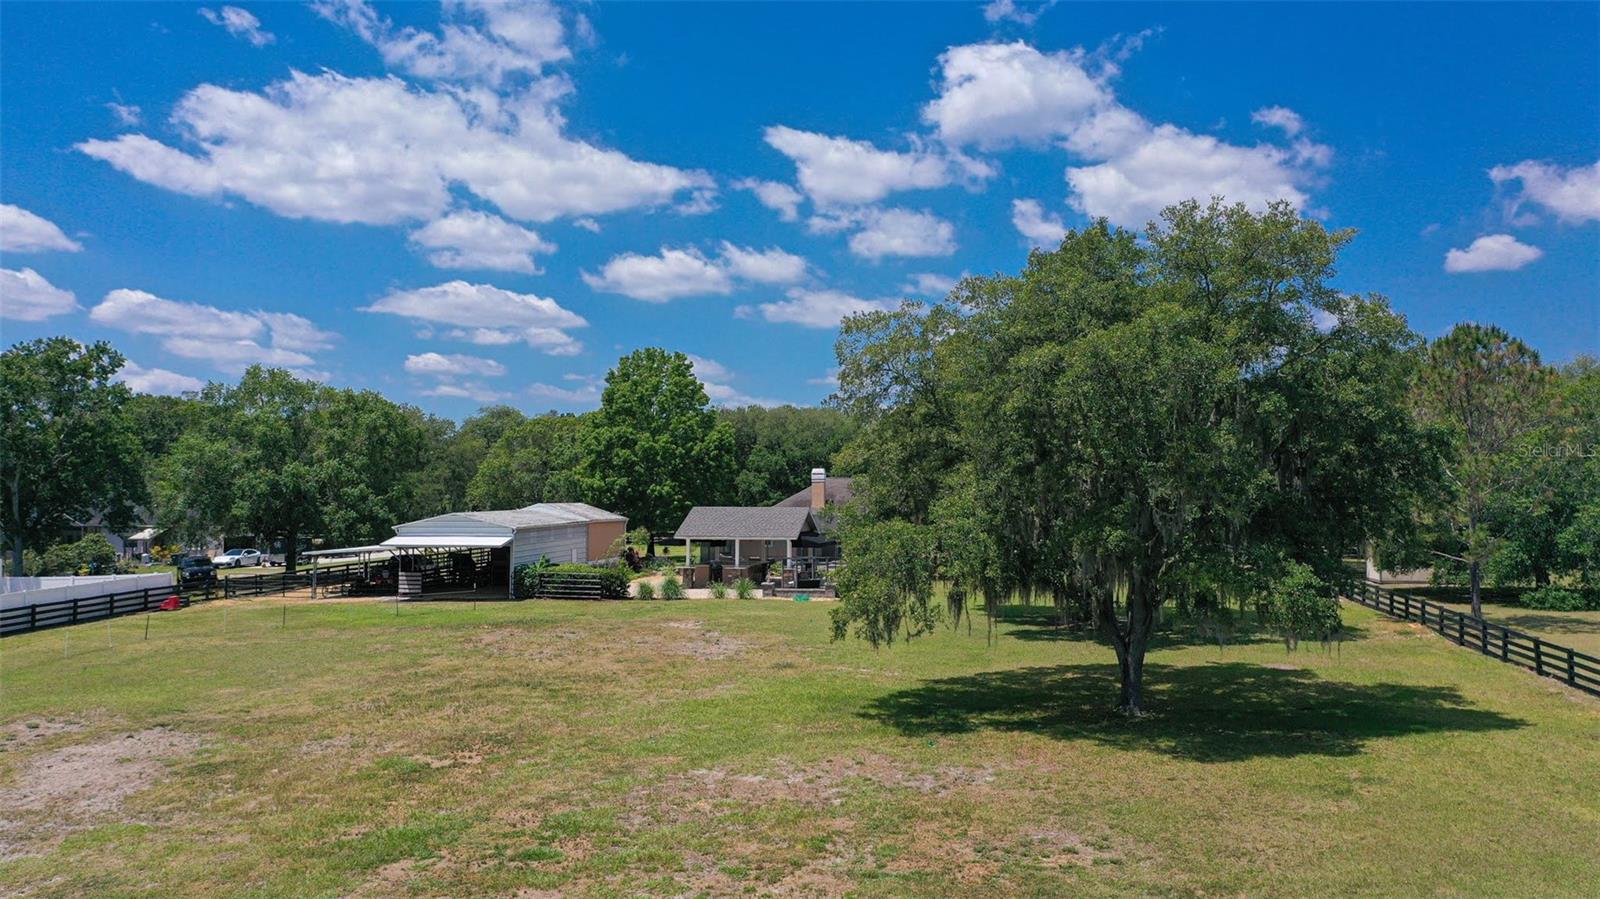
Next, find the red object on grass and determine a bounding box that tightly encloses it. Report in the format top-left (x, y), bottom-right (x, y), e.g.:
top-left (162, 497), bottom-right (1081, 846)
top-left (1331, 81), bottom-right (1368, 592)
top-left (159, 595), bottom-right (182, 611)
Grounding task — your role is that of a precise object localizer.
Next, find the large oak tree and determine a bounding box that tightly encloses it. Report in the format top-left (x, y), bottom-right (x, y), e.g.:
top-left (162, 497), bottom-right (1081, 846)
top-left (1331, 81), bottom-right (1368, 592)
top-left (830, 200), bottom-right (1439, 713)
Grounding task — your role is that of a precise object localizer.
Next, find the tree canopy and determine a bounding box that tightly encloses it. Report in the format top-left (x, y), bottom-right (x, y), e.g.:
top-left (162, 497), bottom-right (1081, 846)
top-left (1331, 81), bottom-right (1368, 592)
top-left (829, 200), bottom-right (1440, 712)
top-left (578, 348), bottom-right (735, 549)
top-left (0, 338), bottom-right (146, 574)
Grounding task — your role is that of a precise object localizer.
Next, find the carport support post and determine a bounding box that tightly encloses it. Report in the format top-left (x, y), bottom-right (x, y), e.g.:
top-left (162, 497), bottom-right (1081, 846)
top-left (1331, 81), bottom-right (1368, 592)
top-left (685, 539), bottom-right (692, 567)
top-left (507, 551), bottom-right (514, 600)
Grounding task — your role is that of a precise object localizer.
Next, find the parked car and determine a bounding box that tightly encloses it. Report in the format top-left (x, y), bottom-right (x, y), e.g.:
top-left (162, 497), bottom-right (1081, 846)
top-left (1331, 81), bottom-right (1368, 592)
top-left (211, 548), bottom-right (263, 569)
top-left (177, 554), bottom-right (217, 584)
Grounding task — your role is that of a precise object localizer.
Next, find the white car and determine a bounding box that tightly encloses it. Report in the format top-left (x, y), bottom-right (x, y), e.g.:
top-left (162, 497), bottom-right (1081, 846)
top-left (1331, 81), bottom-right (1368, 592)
top-left (211, 548), bottom-right (263, 569)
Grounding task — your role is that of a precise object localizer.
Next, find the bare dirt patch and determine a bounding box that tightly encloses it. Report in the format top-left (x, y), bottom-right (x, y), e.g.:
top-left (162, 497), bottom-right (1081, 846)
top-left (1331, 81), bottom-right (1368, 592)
top-left (623, 753), bottom-right (996, 828)
top-left (659, 620), bottom-right (748, 660)
top-left (0, 718), bottom-right (86, 752)
top-left (0, 727), bottom-right (202, 859)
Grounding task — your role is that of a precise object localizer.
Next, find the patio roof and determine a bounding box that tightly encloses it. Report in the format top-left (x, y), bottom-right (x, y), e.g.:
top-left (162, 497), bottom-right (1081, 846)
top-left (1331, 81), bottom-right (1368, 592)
top-left (673, 506), bottom-right (818, 541)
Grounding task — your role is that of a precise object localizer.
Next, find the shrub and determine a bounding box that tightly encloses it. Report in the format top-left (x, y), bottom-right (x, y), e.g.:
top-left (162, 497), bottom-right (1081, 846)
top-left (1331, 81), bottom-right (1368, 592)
top-left (660, 574), bottom-right (684, 600)
top-left (635, 580), bottom-right (656, 600)
top-left (734, 577), bottom-right (757, 600)
top-left (514, 560), bottom-right (629, 599)
top-left (37, 534), bottom-right (119, 576)
top-left (1523, 586), bottom-right (1596, 612)
top-left (1261, 562), bottom-right (1342, 651)
top-left (708, 580), bottom-right (729, 600)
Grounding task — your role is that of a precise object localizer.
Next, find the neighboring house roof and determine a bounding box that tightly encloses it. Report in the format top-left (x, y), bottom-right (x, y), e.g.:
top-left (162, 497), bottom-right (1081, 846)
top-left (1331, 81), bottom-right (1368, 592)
top-left (395, 503), bottom-right (626, 534)
top-left (774, 477), bottom-right (855, 508)
top-left (674, 506), bottom-right (818, 541)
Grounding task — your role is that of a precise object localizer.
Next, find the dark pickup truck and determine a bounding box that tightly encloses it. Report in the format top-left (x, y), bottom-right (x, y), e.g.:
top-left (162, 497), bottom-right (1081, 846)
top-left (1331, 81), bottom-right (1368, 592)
top-left (176, 554), bottom-right (217, 584)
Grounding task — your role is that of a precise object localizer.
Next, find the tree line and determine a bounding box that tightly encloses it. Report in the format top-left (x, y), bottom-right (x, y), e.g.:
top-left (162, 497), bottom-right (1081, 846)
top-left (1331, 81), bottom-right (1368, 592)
top-left (826, 199), bottom-right (1598, 712)
top-left (1, 342), bottom-right (854, 574)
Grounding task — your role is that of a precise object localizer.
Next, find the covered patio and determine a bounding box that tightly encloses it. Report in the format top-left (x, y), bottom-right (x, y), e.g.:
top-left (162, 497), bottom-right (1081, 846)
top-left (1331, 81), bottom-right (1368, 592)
top-left (672, 506), bottom-right (838, 589)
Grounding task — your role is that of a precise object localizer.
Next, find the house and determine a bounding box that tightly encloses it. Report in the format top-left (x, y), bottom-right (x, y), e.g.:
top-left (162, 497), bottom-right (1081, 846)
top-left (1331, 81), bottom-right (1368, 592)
top-left (672, 468), bottom-right (852, 589)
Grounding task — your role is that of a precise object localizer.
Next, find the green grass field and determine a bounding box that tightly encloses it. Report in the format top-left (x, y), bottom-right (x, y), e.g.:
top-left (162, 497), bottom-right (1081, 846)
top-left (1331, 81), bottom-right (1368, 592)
top-left (1392, 586), bottom-right (1600, 657)
top-left (2, 596), bottom-right (1597, 897)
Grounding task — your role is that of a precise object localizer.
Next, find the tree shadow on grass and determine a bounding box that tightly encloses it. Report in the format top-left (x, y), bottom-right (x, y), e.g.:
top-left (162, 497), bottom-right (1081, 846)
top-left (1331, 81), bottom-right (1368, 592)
top-left (863, 662), bottom-right (1527, 762)
top-left (987, 605), bottom-right (1372, 649)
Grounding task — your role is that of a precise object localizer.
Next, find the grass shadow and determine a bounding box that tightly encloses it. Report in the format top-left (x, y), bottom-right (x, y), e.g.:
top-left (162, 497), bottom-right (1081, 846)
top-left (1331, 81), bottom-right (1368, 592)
top-left (863, 662), bottom-right (1527, 762)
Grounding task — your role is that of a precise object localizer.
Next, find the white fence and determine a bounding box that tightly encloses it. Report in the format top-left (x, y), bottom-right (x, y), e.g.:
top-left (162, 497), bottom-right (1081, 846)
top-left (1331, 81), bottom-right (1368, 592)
top-left (0, 573), bottom-right (175, 610)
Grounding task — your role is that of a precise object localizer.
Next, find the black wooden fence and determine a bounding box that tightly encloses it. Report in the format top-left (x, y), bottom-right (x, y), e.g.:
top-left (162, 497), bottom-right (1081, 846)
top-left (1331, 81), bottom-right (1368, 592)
top-left (1346, 580), bottom-right (1600, 698)
top-left (2, 559), bottom-right (369, 638)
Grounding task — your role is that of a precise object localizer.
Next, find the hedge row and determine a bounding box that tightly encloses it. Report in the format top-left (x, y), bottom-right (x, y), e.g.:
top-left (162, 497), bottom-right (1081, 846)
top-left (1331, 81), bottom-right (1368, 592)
top-left (514, 562), bottom-right (630, 599)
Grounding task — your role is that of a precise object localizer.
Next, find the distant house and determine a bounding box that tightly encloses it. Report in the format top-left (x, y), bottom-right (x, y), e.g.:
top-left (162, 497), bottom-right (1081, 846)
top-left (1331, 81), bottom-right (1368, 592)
top-left (64, 509), bottom-right (161, 558)
top-left (673, 468), bottom-right (852, 588)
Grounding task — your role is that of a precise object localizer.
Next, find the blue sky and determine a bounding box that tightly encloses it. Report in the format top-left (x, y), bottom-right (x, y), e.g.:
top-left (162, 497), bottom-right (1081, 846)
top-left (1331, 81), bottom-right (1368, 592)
top-left (2, 1), bottom-right (1596, 415)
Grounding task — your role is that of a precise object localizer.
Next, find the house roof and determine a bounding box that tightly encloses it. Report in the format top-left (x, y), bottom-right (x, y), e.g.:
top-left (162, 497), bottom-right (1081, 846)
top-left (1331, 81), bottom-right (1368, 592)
top-left (674, 506), bottom-right (818, 541)
top-left (774, 477), bottom-right (855, 508)
top-left (395, 502), bottom-right (625, 534)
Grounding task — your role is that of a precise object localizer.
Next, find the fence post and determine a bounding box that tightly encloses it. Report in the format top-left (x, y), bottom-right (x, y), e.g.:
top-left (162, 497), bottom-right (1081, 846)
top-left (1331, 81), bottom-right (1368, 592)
top-left (1500, 629), bottom-right (1508, 661)
top-left (1534, 639), bottom-right (1544, 676)
top-left (1457, 614), bottom-right (1465, 646)
top-left (30, 603), bottom-right (37, 631)
top-left (1479, 619), bottom-right (1487, 654)
top-left (1568, 648), bottom-right (1578, 687)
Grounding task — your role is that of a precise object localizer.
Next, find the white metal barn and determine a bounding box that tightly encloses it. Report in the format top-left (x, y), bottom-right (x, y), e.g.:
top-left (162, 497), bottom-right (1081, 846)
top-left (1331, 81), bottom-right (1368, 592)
top-left (379, 503), bottom-right (627, 597)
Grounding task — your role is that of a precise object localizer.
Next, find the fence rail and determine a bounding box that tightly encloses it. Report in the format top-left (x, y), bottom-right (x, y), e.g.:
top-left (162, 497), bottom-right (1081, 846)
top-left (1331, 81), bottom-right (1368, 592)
top-left (0, 550), bottom-right (510, 639)
top-left (1346, 580), bottom-right (1600, 698)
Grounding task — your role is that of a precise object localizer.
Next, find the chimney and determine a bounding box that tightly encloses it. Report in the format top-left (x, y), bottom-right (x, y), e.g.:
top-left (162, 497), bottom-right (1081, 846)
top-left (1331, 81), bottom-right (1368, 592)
top-left (810, 468), bottom-right (827, 510)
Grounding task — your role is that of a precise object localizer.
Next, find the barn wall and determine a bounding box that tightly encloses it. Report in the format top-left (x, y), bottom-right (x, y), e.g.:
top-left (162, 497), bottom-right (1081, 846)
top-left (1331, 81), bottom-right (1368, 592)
top-left (586, 521), bottom-right (627, 561)
top-left (512, 524), bottom-right (588, 567)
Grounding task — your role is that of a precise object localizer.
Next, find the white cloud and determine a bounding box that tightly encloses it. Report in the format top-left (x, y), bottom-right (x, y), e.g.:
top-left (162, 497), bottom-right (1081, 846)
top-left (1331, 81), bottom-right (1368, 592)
top-left (107, 102), bottom-right (142, 127)
top-left (807, 368), bottom-right (840, 387)
top-left (742, 288), bottom-right (897, 329)
top-left (582, 247), bottom-right (731, 301)
top-left (403, 351), bottom-right (507, 378)
top-left (923, 40), bottom-right (1328, 227)
top-left (363, 280), bottom-right (586, 354)
top-left (734, 178), bottom-right (804, 222)
top-left (717, 242), bottom-right (807, 284)
top-left (685, 354), bottom-right (777, 407)
top-left (0, 268), bottom-right (79, 321)
top-left (528, 373), bottom-right (602, 405)
top-left (1443, 234), bottom-right (1544, 273)
top-left (922, 42), bottom-right (1109, 150)
top-left (409, 209), bottom-right (556, 273)
top-left (314, 0), bottom-right (572, 86)
top-left (763, 125), bottom-right (980, 207)
top-left (199, 6), bottom-right (275, 47)
top-left (0, 204), bottom-right (83, 253)
top-left (421, 381), bottom-right (508, 403)
top-left (116, 362), bottom-right (205, 396)
top-left (88, 288), bottom-right (336, 373)
top-left (1066, 125), bottom-right (1314, 227)
top-left (901, 272), bottom-right (961, 296)
top-left (162, 337), bottom-right (316, 372)
top-left (572, 217), bottom-right (601, 233)
top-left (847, 208), bottom-right (957, 259)
top-left (91, 288), bottom-right (261, 340)
top-left (1489, 159), bottom-right (1600, 225)
top-left (674, 188), bottom-right (719, 216)
top-left (1251, 105), bottom-right (1304, 137)
top-left (983, 0), bottom-right (1059, 26)
top-left (78, 71), bottom-right (710, 226)
top-left (584, 243), bottom-right (807, 301)
top-left (1011, 198), bottom-right (1068, 247)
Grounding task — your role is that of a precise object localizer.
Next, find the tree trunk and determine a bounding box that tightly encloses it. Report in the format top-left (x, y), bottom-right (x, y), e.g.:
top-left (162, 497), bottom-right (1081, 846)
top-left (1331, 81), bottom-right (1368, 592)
top-left (1469, 559), bottom-right (1483, 620)
top-left (646, 532), bottom-right (656, 558)
top-left (285, 527), bottom-right (298, 575)
top-left (9, 535), bottom-right (23, 578)
top-left (1099, 584), bottom-right (1156, 715)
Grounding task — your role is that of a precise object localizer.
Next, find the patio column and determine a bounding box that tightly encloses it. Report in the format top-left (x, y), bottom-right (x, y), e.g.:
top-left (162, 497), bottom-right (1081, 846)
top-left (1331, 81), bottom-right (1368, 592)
top-left (685, 538), bottom-right (692, 566)
top-left (734, 540), bottom-right (741, 567)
